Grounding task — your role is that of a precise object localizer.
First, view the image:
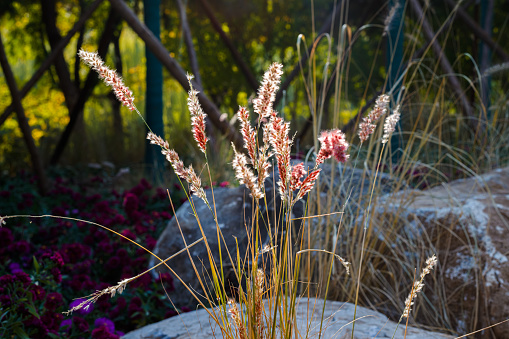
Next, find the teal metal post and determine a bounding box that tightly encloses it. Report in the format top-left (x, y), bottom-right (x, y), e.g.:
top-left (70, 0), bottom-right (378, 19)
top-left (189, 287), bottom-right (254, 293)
top-left (144, 0), bottom-right (165, 180)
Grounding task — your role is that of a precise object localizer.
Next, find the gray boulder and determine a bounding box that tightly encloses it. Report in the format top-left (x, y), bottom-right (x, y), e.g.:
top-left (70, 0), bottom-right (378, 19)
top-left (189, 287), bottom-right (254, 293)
top-left (122, 297), bottom-right (454, 339)
top-left (148, 185), bottom-right (264, 307)
top-left (376, 166), bottom-right (509, 338)
top-left (149, 163), bottom-right (404, 308)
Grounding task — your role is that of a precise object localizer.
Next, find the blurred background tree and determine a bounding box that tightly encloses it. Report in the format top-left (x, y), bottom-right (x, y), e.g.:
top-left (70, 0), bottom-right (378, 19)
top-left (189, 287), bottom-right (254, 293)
top-left (1, 0), bottom-right (509, 191)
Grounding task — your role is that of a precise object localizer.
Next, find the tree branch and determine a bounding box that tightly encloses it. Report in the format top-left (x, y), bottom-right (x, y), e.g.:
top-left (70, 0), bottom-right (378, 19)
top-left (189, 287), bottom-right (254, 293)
top-left (41, 0), bottom-right (79, 108)
top-left (50, 9), bottom-right (121, 165)
top-left (0, 0), bottom-right (104, 128)
top-left (409, 0), bottom-right (480, 131)
top-left (196, 0), bottom-right (258, 91)
top-left (275, 1), bottom-right (343, 106)
top-left (176, 0), bottom-right (202, 87)
top-left (0, 34), bottom-right (48, 195)
top-left (444, 0), bottom-right (509, 62)
top-left (108, 0), bottom-right (243, 149)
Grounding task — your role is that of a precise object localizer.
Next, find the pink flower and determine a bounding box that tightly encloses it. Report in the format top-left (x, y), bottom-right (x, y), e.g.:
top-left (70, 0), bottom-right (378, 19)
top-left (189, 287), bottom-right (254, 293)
top-left (41, 311), bottom-right (63, 331)
top-left (290, 162), bottom-right (306, 191)
top-left (237, 106), bottom-right (257, 164)
top-left (92, 325), bottom-right (120, 339)
top-left (78, 50), bottom-right (135, 110)
top-left (358, 94), bottom-right (390, 142)
top-left (186, 74), bottom-right (208, 153)
top-left (50, 251), bottom-right (64, 268)
top-left (14, 271), bottom-right (31, 287)
top-left (120, 229), bottom-right (136, 242)
top-left (165, 309), bottom-right (178, 318)
top-left (316, 129), bottom-right (349, 166)
top-left (72, 316), bottom-right (90, 332)
top-left (31, 285), bottom-right (46, 301)
top-left (232, 144), bottom-right (263, 199)
top-left (253, 62), bottom-right (284, 120)
top-left (147, 132), bottom-right (207, 203)
top-left (295, 169), bottom-right (322, 201)
top-left (266, 114), bottom-right (292, 201)
top-left (382, 105), bottom-right (401, 144)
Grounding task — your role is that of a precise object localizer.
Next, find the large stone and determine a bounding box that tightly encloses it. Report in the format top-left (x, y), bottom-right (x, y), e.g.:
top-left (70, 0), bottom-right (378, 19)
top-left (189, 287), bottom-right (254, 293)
top-left (148, 185), bottom-right (265, 307)
top-left (378, 166), bottom-right (509, 338)
top-left (150, 163), bottom-right (404, 308)
top-left (122, 297), bottom-right (453, 339)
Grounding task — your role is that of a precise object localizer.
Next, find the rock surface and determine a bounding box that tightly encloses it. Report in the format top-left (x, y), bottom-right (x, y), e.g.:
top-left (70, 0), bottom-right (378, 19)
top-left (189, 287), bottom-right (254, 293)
top-left (122, 298), bottom-right (453, 339)
top-left (150, 163), bottom-right (403, 308)
top-left (148, 185), bottom-right (263, 307)
top-left (378, 166), bottom-right (509, 338)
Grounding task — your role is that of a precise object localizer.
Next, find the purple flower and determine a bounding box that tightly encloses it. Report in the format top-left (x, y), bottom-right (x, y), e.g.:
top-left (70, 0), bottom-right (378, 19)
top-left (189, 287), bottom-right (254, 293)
top-left (50, 251), bottom-right (65, 268)
top-left (44, 292), bottom-right (63, 311)
top-left (0, 274), bottom-right (15, 285)
top-left (51, 267), bottom-right (62, 283)
top-left (106, 256), bottom-right (121, 270)
top-left (59, 318), bottom-right (72, 332)
top-left (30, 284), bottom-right (46, 301)
top-left (0, 228), bottom-right (13, 247)
top-left (8, 262), bottom-right (23, 274)
top-left (91, 325), bottom-right (120, 339)
top-left (69, 298), bottom-right (94, 315)
top-left (41, 311), bottom-right (63, 331)
top-left (73, 316), bottom-right (90, 332)
top-left (14, 271), bottom-right (31, 287)
top-left (94, 317), bottom-right (115, 333)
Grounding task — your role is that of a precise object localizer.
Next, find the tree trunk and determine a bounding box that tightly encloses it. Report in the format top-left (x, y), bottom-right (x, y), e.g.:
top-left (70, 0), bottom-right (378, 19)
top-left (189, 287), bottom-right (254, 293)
top-left (0, 0), bottom-right (103, 128)
top-left (50, 9), bottom-right (122, 165)
top-left (0, 35), bottom-right (49, 195)
top-left (109, 0), bottom-right (244, 149)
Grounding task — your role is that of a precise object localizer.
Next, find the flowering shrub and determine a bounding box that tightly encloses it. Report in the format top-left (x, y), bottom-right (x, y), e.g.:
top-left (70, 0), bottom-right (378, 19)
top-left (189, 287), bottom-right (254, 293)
top-left (0, 171), bottom-right (215, 337)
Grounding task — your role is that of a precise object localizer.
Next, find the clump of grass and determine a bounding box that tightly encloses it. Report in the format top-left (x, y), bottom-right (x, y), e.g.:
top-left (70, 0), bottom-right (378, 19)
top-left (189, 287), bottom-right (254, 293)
top-left (61, 49), bottom-right (439, 339)
top-left (0, 47), bottom-right (452, 338)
